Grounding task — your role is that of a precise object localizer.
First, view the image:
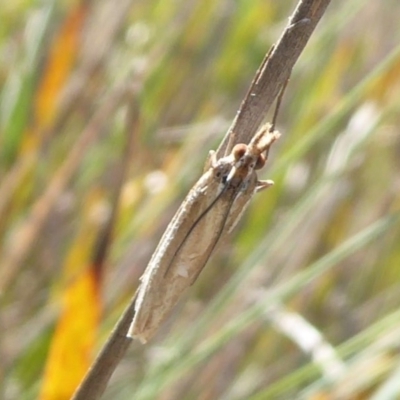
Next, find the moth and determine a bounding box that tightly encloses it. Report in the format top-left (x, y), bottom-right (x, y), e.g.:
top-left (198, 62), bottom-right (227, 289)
top-left (128, 123), bottom-right (280, 343)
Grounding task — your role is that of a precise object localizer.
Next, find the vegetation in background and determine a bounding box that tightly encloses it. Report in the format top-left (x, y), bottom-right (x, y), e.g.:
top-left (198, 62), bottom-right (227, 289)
top-left (1, 0), bottom-right (400, 399)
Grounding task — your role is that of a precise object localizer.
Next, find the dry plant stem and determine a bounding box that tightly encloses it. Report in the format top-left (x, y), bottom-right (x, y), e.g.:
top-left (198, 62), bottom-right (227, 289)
top-left (72, 91), bottom-right (140, 400)
top-left (218, 0), bottom-right (332, 157)
top-left (71, 294), bottom-right (137, 400)
top-left (76, 110), bottom-right (137, 399)
top-left (72, 0), bottom-right (331, 399)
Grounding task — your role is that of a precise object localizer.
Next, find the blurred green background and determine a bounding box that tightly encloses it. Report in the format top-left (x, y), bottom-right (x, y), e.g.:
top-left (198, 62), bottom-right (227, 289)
top-left (1, 0), bottom-right (400, 399)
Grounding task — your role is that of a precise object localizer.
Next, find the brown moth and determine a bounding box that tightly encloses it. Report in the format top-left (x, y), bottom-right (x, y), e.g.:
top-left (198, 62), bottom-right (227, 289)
top-left (128, 123), bottom-right (280, 343)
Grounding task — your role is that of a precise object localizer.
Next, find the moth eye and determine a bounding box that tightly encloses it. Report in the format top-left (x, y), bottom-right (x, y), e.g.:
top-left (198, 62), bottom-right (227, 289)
top-left (255, 154), bottom-right (266, 170)
top-left (215, 168), bottom-right (228, 182)
top-left (232, 144), bottom-right (247, 160)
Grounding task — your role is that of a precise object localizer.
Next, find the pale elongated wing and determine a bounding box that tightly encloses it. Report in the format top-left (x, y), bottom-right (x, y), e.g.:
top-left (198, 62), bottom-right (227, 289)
top-left (129, 167), bottom-right (258, 343)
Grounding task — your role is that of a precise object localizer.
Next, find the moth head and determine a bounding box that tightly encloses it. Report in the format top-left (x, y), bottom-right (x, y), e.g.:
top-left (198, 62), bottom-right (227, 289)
top-left (226, 143), bottom-right (258, 184)
top-left (232, 143), bottom-right (247, 161)
top-left (232, 143), bottom-right (265, 171)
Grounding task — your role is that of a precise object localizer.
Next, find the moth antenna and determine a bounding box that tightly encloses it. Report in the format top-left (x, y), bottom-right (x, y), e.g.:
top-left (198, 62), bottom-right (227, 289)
top-left (269, 77), bottom-right (289, 133)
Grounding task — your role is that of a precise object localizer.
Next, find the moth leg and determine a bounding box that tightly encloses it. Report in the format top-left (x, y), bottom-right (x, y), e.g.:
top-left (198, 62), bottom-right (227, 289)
top-left (256, 179), bottom-right (274, 192)
top-left (203, 150), bottom-right (218, 172)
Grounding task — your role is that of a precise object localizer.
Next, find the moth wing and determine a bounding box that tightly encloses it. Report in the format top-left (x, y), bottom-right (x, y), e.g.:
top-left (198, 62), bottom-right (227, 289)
top-left (129, 170), bottom-right (223, 341)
